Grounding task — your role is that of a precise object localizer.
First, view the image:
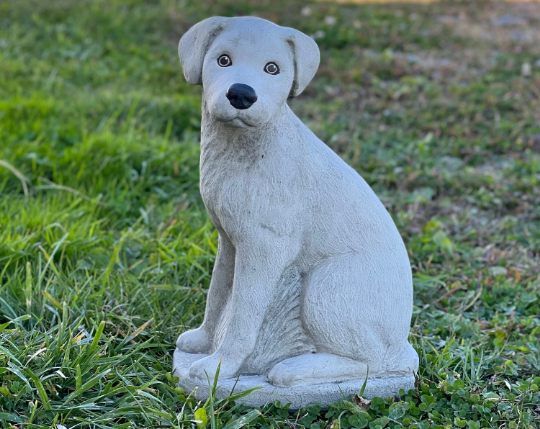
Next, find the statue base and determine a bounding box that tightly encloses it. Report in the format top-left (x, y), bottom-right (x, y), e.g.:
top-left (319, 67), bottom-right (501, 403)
top-left (173, 350), bottom-right (415, 410)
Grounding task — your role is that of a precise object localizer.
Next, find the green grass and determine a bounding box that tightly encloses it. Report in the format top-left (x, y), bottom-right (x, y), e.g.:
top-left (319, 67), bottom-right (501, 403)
top-left (1, 0), bottom-right (540, 427)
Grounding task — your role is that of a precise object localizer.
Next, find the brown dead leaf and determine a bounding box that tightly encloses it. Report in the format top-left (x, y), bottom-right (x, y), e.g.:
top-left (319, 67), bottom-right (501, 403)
top-left (353, 394), bottom-right (371, 410)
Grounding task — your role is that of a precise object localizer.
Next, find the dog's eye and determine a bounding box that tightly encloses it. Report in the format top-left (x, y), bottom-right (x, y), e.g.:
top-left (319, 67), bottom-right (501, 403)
top-left (218, 55), bottom-right (232, 67)
top-left (264, 62), bottom-right (279, 75)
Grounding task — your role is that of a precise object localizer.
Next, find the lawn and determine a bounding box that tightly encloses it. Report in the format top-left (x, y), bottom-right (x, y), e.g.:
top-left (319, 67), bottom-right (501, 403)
top-left (0, 0), bottom-right (539, 427)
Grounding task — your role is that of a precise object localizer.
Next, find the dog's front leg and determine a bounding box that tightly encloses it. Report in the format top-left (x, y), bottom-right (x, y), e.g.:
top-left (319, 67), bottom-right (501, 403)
top-left (176, 233), bottom-right (235, 353)
top-left (188, 232), bottom-right (299, 381)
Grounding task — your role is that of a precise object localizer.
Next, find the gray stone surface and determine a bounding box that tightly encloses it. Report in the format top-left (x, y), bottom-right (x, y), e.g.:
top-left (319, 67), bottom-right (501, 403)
top-left (173, 16), bottom-right (418, 408)
top-left (174, 350), bottom-right (415, 410)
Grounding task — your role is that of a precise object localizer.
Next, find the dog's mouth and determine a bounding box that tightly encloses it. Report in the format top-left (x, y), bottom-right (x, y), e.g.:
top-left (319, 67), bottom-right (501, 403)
top-left (223, 117), bottom-right (256, 128)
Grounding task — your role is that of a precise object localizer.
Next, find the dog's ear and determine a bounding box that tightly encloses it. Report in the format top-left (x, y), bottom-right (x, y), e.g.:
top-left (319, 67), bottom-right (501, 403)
top-left (284, 29), bottom-right (320, 97)
top-left (179, 17), bottom-right (228, 85)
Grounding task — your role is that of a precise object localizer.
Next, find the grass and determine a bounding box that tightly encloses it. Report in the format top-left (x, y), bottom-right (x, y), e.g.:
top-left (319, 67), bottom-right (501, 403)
top-left (0, 0), bottom-right (539, 427)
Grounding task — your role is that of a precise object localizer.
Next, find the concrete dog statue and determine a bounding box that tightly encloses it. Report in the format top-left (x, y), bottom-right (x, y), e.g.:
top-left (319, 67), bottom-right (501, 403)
top-left (173, 16), bottom-right (418, 406)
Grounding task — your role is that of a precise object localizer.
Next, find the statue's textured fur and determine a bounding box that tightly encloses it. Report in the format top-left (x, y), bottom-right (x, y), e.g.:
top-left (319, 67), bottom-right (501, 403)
top-left (176, 16), bottom-right (418, 387)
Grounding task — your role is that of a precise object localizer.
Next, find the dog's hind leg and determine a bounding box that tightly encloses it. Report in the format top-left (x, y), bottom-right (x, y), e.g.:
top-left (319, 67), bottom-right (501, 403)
top-left (301, 253), bottom-right (414, 371)
top-left (268, 353), bottom-right (369, 387)
top-left (386, 343), bottom-right (419, 377)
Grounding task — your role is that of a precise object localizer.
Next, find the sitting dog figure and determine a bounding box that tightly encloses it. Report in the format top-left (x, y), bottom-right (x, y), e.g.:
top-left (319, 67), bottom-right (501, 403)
top-left (174, 16), bottom-right (418, 402)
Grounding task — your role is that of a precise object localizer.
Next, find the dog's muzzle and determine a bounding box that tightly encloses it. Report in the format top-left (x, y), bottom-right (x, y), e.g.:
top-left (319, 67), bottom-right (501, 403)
top-left (226, 84), bottom-right (258, 110)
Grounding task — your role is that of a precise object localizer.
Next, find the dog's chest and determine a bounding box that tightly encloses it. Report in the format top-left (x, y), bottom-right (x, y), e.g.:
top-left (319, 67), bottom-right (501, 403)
top-left (199, 156), bottom-right (239, 215)
top-left (199, 140), bottom-right (295, 231)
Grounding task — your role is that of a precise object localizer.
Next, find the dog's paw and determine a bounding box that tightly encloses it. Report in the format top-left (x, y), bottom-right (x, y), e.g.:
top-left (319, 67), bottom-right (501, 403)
top-left (189, 353), bottom-right (240, 381)
top-left (176, 328), bottom-right (212, 354)
top-left (268, 361), bottom-right (303, 387)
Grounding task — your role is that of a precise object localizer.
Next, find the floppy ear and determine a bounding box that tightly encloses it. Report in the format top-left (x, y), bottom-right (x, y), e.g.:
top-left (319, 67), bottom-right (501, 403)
top-left (284, 28), bottom-right (320, 97)
top-left (178, 17), bottom-right (228, 85)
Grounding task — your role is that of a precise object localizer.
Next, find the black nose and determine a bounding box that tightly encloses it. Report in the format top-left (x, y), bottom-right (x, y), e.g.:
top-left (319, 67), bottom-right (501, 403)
top-left (226, 83), bottom-right (258, 110)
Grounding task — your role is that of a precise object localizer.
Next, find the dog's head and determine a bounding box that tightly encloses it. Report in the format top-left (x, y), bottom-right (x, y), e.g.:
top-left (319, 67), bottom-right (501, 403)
top-left (179, 17), bottom-right (320, 128)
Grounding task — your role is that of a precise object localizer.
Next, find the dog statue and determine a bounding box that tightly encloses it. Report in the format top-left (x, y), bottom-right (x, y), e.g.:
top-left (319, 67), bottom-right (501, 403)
top-left (173, 16), bottom-right (418, 407)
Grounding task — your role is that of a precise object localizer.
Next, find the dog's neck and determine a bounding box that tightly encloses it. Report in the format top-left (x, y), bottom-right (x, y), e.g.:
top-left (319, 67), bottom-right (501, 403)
top-left (200, 102), bottom-right (293, 159)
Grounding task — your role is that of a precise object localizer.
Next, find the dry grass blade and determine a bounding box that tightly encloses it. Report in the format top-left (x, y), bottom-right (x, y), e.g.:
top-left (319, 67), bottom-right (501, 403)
top-left (130, 318), bottom-right (154, 340)
top-left (0, 159), bottom-right (30, 196)
top-left (36, 177), bottom-right (108, 205)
